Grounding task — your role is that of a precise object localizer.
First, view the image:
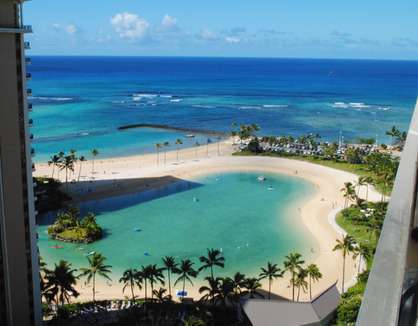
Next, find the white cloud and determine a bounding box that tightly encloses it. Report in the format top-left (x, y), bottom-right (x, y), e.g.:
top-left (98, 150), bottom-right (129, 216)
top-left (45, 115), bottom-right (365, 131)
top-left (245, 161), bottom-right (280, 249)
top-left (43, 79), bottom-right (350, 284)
top-left (161, 14), bottom-right (178, 30)
top-left (225, 36), bottom-right (240, 44)
top-left (65, 24), bottom-right (79, 35)
top-left (110, 12), bottom-right (149, 39)
top-left (392, 37), bottom-right (418, 48)
top-left (199, 29), bottom-right (218, 41)
top-left (51, 23), bottom-right (79, 35)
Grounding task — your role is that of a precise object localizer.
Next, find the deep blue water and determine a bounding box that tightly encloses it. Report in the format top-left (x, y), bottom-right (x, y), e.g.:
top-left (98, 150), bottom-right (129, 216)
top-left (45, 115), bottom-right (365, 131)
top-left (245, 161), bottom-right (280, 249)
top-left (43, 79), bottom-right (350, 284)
top-left (28, 56), bottom-right (418, 162)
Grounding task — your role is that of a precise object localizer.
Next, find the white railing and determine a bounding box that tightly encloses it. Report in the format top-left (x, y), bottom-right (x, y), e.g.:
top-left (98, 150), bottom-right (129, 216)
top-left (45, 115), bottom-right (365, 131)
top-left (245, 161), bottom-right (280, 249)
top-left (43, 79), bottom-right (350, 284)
top-left (357, 100), bottom-right (418, 325)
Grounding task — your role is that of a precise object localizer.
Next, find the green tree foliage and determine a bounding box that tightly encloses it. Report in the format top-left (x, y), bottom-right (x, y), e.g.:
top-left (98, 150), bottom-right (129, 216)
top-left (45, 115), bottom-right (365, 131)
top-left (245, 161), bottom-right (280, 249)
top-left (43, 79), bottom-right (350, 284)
top-left (47, 208), bottom-right (102, 243)
top-left (345, 147), bottom-right (363, 164)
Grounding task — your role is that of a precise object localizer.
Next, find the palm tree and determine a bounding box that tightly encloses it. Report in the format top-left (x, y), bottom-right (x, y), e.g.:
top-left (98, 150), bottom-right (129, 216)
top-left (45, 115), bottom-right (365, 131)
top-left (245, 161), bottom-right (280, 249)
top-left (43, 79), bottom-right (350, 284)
top-left (163, 141), bottom-right (170, 164)
top-left (341, 182), bottom-right (355, 208)
top-left (175, 139), bottom-right (183, 161)
top-left (153, 287), bottom-right (171, 303)
top-left (174, 259), bottom-right (198, 297)
top-left (214, 277), bottom-right (235, 306)
top-left (386, 126), bottom-right (401, 145)
top-left (333, 235), bottom-right (356, 293)
top-left (48, 154), bottom-right (61, 179)
top-left (59, 155), bottom-right (75, 188)
top-left (242, 278), bottom-right (264, 298)
top-left (77, 156), bottom-right (86, 181)
top-left (162, 256), bottom-right (179, 297)
top-left (91, 149), bottom-right (99, 174)
top-left (57, 151), bottom-right (65, 179)
top-left (356, 176), bottom-right (368, 197)
top-left (139, 265), bottom-right (151, 300)
top-left (69, 149), bottom-right (78, 180)
top-left (294, 268), bottom-right (308, 301)
top-left (199, 248), bottom-right (225, 279)
top-left (148, 264), bottom-right (165, 299)
top-left (306, 264), bottom-right (322, 300)
top-left (364, 176), bottom-right (373, 201)
top-left (44, 260), bottom-right (79, 306)
top-left (283, 252), bottom-right (305, 301)
top-left (353, 244), bottom-right (371, 276)
top-left (155, 143), bottom-right (162, 165)
top-left (231, 272), bottom-right (246, 297)
top-left (396, 131), bottom-right (407, 149)
top-left (199, 276), bottom-right (220, 304)
top-left (79, 252), bottom-right (112, 302)
top-left (119, 268), bottom-right (140, 302)
top-left (259, 262), bottom-right (283, 299)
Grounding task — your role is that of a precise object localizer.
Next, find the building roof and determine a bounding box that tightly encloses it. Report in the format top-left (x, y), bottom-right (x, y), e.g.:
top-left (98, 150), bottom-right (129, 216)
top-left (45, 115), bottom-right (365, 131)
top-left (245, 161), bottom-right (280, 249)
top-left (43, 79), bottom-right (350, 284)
top-left (241, 283), bottom-right (340, 326)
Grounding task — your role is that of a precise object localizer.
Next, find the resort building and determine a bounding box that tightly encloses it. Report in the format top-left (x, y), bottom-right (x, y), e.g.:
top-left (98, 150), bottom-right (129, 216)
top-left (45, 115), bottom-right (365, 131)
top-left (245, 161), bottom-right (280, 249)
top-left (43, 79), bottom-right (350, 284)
top-left (242, 283), bottom-right (340, 326)
top-left (0, 0), bottom-right (42, 325)
top-left (357, 101), bottom-right (418, 325)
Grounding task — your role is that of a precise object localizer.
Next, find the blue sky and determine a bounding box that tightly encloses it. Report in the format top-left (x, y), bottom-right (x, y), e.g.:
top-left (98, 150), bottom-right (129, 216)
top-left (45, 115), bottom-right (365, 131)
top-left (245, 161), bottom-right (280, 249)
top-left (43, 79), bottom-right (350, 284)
top-left (26, 0), bottom-right (418, 59)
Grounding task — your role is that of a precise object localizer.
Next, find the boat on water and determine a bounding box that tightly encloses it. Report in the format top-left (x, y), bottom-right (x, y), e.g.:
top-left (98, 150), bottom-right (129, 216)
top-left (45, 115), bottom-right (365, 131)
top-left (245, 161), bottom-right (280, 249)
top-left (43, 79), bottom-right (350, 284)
top-left (86, 251), bottom-right (95, 256)
top-left (257, 175), bottom-right (266, 181)
top-left (134, 228), bottom-right (142, 232)
top-left (268, 186), bottom-right (275, 191)
top-left (186, 134), bottom-right (195, 138)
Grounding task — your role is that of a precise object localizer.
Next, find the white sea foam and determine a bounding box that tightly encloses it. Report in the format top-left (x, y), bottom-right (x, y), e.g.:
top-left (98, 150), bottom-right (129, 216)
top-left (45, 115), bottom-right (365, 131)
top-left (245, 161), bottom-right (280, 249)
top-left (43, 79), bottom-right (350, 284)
top-left (30, 96), bottom-right (74, 102)
top-left (331, 101), bottom-right (372, 109)
top-left (349, 102), bottom-right (370, 108)
top-left (239, 105), bottom-right (260, 110)
top-left (262, 104), bottom-right (288, 108)
top-left (133, 93), bottom-right (158, 98)
top-left (192, 105), bottom-right (215, 109)
top-left (332, 102), bottom-right (349, 108)
top-left (170, 99), bottom-right (182, 103)
top-left (132, 93), bottom-right (158, 102)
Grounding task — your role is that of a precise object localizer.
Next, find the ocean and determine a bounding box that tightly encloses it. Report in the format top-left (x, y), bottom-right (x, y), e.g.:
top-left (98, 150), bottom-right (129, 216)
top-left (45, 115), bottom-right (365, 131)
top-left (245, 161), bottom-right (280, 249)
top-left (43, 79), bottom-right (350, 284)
top-left (29, 56), bottom-right (418, 162)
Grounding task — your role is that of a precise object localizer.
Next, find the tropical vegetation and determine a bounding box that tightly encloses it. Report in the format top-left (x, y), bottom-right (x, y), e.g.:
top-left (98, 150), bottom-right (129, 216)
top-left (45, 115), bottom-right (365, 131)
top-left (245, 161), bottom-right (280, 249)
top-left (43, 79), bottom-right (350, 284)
top-left (41, 247), bottom-right (322, 323)
top-left (47, 207), bottom-right (102, 243)
top-left (235, 125), bottom-right (402, 196)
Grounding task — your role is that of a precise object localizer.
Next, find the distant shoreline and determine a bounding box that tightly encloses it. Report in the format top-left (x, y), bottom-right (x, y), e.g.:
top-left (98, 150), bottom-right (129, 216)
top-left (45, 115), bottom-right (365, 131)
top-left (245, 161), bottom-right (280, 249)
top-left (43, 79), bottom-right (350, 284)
top-left (117, 123), bottom-right (227, 136)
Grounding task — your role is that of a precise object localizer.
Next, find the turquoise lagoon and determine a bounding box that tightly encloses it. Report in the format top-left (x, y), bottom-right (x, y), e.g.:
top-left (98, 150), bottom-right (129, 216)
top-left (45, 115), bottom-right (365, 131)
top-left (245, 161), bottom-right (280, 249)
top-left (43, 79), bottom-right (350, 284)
top-left (38, 171), bottom-right (316, 279)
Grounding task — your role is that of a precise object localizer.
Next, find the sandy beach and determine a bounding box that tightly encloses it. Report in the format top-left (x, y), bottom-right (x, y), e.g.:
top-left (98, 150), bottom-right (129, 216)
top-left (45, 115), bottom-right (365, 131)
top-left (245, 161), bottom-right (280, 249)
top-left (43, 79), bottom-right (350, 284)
top-left (34, 139), bottom-right (381, 302)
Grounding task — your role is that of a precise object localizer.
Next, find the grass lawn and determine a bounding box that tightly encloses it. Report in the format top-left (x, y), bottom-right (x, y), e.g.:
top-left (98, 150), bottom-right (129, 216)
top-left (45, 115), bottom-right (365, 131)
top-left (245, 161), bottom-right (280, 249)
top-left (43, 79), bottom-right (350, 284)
top-left (335, 212), bottom-right (377, 270)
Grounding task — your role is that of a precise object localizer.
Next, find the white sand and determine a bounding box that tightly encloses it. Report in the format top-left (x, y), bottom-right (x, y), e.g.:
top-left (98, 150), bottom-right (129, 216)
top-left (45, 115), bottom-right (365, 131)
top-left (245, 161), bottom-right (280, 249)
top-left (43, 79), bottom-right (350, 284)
top-left (35, 140), bottom-right (381, 302)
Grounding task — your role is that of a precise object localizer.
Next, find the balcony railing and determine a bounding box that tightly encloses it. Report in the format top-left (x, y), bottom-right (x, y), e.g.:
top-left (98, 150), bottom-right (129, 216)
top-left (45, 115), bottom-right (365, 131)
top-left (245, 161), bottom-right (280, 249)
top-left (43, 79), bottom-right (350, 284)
top-left (23, 25), bottom-right (32, 33)
top-left (26, 72), bottom-right (31, 80)
top-left (27, 88), bottom-right (32, 96)
top-left (24, 41), bottom-right (31, 49)
top-left (28, 103), bottom-right (33, 111)
top-left (357, 100), bottom-right (418, 325)
top-left (25, 57), bottom-right (32, 65)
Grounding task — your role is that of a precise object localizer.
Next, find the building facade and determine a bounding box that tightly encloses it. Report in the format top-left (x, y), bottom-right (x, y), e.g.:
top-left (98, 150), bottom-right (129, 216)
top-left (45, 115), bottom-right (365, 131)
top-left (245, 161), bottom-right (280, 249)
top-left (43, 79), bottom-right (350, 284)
top-left (0, 0), bottom-right (41, 325)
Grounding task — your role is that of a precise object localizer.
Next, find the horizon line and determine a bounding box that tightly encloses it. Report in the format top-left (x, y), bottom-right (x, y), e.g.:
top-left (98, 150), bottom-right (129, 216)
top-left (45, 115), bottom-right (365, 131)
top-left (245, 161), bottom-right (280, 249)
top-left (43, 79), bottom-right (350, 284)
top-left (28, 54), bottom-right (418, 62)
